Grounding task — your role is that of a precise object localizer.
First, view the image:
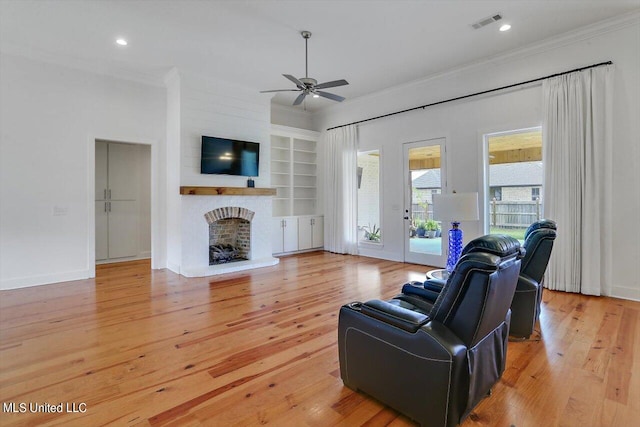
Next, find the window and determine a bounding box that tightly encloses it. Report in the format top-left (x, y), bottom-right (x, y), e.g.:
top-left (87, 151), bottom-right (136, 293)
top-left (486, 128), bottom-right (543, 241)
top-left (490, 187), bottom-right (502, 201)
top-left (531, 187), bottom-right (540, 201)
top-left (358, 150), bottom-right (381, 243)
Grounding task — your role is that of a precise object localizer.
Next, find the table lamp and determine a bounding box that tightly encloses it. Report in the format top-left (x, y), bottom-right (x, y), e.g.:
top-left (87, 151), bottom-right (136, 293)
top-left (432, 192), bottom-right (479, 273)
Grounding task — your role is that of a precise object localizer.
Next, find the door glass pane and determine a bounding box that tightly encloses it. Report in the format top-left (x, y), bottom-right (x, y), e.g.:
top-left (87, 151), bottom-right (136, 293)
top-left (487, 128), bottom-right (543, 242)
top-left (357, 151), bottom-right (381, 243)
top-left (409, 145), bottom-right (441, 255)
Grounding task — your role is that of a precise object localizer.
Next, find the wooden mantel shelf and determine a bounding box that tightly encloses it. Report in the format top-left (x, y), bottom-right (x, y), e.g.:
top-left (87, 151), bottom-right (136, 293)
top-left (180, 186), bottom-right (277, 196)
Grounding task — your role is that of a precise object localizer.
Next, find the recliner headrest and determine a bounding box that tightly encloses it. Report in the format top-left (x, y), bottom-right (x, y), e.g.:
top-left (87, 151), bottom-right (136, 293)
top-left (524, 219), bottom-right (557, 240)
top-left (461, 234), bottom-right (524, 258)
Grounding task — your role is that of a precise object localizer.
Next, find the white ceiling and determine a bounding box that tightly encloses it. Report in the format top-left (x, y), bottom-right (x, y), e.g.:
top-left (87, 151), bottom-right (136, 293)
top-left (1, 0), bottom-right (638, 112)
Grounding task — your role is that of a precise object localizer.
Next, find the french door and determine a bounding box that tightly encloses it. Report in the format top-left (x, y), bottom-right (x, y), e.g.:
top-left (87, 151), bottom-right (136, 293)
top-left (403, 138), bottom-right (447, 266)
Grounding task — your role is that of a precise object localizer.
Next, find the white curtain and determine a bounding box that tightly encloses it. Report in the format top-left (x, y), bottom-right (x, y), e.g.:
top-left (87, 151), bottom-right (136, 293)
top-left (323, 125), bottom-right (359, 254)
top-left (542, 65), bottom-right (613, 295)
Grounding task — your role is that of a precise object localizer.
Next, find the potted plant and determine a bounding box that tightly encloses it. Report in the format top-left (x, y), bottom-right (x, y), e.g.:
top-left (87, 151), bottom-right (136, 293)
top-left (425, 219), bottom-right (439, 238)
top-left (363, 224), bottom-right (381, 242)
top-left (415, 220), bottom-right (427, 238)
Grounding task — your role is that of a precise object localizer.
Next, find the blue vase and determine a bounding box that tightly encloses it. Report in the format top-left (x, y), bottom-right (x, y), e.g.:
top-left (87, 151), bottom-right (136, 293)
top-left (446, 222), bottom-right (463, 273)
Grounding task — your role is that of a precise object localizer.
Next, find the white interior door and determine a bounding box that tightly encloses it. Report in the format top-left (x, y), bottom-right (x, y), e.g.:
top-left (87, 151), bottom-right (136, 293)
top-left (108, 142), bottom-right (138, 201)
top-left (403, 139), bottom-right (447, 267)
top-left (95, 141), bottom-right (149, 263)
top-left (108, 200), bottom-right (138, 259)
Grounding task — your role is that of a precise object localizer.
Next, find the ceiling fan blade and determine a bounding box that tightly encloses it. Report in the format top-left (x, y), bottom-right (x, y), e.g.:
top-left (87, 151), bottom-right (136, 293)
top-left (260, 89), bottom-right (300, 93)
top-left (283, 74), bottom-right (306, 89)
top-left (293, 92), bottom-right (307, 106)
top-left (314, 79), bottom-right (349, 90)
top-left (316, 90), bottom-right (345, 102)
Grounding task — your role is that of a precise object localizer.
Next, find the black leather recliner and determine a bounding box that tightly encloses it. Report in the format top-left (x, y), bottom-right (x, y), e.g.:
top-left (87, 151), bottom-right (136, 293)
top-left (399, 220), bottom-right (557, 339)
top-left (509, 219), bottom-right (557, 338)
top-left (338, 235), bottom-right (523, 427)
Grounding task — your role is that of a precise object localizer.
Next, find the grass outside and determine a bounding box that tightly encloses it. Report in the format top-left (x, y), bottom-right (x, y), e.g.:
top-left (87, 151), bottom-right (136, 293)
top-left (490, 227), bottom-right (527, 241)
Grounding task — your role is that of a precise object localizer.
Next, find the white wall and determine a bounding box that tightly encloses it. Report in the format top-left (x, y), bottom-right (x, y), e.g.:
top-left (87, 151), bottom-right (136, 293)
top-left (137, 144), bottom-right (152, 257)
top-left (0, 53), bottom-right (166, 289)
top-left (314, 15), bottom-right (640, 300)
top-left (165, 69), bottom-right (182, 273)
top-left (179, 70), bottom-right (272, 188)
top-left (271, 103), bottom-right (317, 131)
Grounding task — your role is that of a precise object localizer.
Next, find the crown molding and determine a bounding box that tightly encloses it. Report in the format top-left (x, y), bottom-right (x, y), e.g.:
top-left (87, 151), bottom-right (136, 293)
top-left (480, 9), bottom-right (640, 66)
top-left (0, 43), bottom-right (167, 87)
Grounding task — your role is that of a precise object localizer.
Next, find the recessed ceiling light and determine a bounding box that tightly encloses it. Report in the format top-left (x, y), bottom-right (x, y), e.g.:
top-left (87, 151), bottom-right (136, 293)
top-left (312, 94), bottom-right (320, 98)
top-left (116, 38), bottom-right (128, 46)
top-left (499, 24), bottom-right (511, 32)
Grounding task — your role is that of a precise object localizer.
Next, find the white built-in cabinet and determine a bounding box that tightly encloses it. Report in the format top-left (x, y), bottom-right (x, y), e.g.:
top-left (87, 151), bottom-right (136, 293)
top-left (298, 216), bottom-right (324, 251)
top-left (272, 217), bottom-right (299, 254)
top-left (272, 215), bottom-right (324, 255)
top-left (271, 126), bottom-right (324, 255)
top-left (95, 141), bottom-right (147, 262)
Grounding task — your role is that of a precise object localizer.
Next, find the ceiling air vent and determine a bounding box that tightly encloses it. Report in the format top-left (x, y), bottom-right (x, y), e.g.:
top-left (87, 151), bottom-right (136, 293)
top-left (471, 13), bottom-right (503, 29)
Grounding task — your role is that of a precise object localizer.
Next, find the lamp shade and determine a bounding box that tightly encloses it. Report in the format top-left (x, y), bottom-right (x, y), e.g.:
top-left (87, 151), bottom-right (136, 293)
top-left (432, 192), bottom-right (479, 222)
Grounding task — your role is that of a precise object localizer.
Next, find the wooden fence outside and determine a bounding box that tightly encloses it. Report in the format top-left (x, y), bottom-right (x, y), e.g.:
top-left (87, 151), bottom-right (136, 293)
top-left (412, 199), bottom-right (542, 229)
top-left (490, 199), bottom-right (542, 228)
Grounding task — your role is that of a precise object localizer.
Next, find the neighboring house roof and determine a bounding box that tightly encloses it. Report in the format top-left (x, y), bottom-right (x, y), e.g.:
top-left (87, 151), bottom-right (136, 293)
top-left (489, 161), bottom-right (543, 187)
top-left (412, 161), bottom-right (543, 189)
top-left (412, 169), bottom-right (441, 189)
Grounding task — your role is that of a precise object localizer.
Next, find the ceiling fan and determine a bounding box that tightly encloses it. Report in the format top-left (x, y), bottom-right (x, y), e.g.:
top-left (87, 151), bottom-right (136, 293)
top-left (260, 31), bottom-right (349, 106)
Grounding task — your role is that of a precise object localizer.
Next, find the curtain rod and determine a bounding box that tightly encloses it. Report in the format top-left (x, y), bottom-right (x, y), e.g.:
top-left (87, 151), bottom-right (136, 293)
top-left (326, 60), bottom-right (613, 131)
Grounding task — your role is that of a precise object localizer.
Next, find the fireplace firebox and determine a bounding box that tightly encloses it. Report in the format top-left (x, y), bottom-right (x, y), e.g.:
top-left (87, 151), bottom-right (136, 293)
top-left (204, 207), bottom-right (254, 266)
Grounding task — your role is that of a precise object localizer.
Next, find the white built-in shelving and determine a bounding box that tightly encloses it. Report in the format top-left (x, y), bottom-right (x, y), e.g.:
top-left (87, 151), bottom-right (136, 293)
top-left (270, 126), bottom-right (320, 217)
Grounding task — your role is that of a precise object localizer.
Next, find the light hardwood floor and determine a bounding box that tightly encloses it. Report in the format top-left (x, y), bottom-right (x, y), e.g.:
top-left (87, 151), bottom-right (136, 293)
top-left (1, 252), bottom-right (638, 426)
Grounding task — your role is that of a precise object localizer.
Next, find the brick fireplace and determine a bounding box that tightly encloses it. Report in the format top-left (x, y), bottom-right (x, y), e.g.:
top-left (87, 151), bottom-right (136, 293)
top-left (179, 192), bottom-right (278, 277)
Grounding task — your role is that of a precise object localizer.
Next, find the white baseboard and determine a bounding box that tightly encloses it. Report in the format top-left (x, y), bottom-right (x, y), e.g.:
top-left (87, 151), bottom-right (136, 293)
top-left (611, 286), bottom-right (640, 302)
top-left (357, 247), bottom-right (404, 263)
top-left (95, 253), bottom-right (151, 265)
top-left (0, 269), bottom-right (92, 290)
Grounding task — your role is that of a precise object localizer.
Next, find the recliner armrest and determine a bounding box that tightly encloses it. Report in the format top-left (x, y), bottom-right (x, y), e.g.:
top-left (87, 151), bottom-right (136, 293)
top-left (361, 299), bottom-right (430, 332)
top-left (516, 274), bottom-right (538, 292)
top-left (401, 282), bottom-right (440, 302)
top-left (424, 278), bottom-right (446, 292)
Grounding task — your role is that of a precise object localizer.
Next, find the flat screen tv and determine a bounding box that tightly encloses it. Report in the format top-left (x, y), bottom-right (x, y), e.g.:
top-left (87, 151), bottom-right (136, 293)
top-left (200, 136), bottom-right (259, 176)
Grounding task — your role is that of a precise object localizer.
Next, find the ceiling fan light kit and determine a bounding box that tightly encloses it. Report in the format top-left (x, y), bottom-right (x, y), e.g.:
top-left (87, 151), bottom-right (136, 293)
top-left (260, 30), bottom-right (349, 106)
